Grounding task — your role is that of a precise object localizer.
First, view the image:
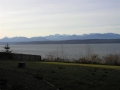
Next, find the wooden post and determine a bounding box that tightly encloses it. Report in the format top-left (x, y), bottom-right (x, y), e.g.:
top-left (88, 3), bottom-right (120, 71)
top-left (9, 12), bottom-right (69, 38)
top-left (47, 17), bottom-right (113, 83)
top-left (40, 56), bottom-right (41, 61)
top-left (35, 55), bottom-right (36, 61)
top-left (21, 54), bottom-right (22, 60)
top-left (29, 55), bottom-right (31, 61)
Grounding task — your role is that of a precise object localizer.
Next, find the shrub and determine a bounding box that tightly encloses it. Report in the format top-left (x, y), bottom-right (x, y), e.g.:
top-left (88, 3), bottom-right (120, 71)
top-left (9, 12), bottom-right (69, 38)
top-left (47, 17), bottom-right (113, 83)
top-left (90, 54), bottom-right (101, 64)
top-left (77, 54), bottom-right (101, 64)
top-left (78, 57), bottom-right (88, 64)
top-left (103, 54), bottom-right (120, 65)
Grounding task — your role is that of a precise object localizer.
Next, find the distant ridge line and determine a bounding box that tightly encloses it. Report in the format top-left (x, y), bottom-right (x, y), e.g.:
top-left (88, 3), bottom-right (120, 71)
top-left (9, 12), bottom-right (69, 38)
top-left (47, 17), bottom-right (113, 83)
top-left (15, 39), bottom-right (120, 44)
top-left (1, 33), bottom-right (120, 42)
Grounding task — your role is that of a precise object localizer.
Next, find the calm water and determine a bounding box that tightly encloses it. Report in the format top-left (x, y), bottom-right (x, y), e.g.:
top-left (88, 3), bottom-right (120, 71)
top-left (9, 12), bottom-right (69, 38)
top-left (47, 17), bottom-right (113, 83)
top-left (0, 44), bottom-right (120, 59)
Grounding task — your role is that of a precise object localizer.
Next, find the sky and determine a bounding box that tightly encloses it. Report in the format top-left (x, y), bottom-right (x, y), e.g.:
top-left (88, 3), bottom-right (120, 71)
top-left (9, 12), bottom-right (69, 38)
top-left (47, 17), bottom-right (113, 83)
top-left (0, 0), bottom-right (120, 38)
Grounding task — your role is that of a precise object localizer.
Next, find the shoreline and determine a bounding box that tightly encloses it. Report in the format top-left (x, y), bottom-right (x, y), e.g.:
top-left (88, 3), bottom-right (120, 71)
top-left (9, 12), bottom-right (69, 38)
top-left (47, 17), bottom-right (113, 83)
top-left (0, 39), bottom-right (120, 45)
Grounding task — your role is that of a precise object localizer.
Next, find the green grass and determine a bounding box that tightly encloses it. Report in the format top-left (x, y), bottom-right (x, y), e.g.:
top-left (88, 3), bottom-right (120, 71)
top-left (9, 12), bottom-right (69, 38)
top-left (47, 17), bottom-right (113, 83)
top-left (0, 60), bottom-right (120, 90)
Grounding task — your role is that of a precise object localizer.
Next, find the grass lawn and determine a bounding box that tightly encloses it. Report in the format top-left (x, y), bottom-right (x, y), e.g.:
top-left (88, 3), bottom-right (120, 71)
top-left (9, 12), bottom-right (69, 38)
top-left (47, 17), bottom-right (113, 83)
top-left (0, 60), bottom-right (120, 90)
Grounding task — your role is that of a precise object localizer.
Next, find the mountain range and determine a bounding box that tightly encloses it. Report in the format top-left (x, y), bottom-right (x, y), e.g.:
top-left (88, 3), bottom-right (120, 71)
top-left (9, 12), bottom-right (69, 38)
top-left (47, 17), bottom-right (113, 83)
top-left (0, 33), bottom-right (120, 42)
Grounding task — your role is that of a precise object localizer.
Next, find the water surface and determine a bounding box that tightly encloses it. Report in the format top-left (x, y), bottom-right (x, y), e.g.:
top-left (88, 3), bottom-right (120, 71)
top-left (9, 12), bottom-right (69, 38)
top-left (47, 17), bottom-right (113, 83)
top-left (0, 44), bottom-right (120, 59)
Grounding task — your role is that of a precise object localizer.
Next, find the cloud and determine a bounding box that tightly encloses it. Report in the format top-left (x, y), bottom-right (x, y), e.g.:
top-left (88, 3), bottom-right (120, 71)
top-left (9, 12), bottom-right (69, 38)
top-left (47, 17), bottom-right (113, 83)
top-left (0, 0), bottom-right (120, 38)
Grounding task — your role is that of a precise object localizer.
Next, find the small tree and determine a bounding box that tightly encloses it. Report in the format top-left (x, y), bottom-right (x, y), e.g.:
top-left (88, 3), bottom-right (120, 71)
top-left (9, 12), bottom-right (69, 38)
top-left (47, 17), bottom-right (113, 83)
top-left (2, 43), bottom-right (13, 60)
top-left (2, 43), bottom-right (12, 53)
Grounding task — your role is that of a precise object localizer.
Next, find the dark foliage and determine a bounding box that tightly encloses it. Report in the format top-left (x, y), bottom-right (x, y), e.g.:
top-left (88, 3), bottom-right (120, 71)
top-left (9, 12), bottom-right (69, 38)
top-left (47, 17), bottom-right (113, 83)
top-left (0, 43), bottom-right (13, 60)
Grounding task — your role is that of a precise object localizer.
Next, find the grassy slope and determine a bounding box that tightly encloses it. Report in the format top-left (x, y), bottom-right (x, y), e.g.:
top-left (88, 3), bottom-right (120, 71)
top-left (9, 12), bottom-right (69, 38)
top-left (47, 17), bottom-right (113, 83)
top-left (0, 60), bottom-right (120, 90)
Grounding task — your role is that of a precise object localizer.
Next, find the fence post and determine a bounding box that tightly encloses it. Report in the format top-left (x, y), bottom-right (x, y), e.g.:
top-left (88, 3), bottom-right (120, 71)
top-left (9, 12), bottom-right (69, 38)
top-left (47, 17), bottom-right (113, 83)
top-left (29, 55), bottom-right (31, 61)
top-left (35, 55), bottom-right (36, 61)
top-left (40, 56), bottom-right (41, 61)
top-left (21, 54), bottom-right (22, 60)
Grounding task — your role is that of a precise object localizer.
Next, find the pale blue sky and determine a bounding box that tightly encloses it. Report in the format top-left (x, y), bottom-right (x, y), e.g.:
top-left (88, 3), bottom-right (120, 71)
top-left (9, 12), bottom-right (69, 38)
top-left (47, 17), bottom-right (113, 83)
top-left (0, 0), bottom-right (120, 38)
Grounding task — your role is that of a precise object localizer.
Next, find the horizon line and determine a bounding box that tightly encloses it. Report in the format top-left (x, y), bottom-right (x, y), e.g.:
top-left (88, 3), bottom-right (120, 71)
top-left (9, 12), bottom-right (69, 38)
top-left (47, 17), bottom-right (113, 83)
top-left (0, 32), bottom-right (119, 39)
